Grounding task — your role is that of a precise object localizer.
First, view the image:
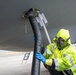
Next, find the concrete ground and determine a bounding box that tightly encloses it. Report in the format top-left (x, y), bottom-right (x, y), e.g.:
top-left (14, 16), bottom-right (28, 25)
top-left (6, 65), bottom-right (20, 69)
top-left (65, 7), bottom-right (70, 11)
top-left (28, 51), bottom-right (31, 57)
top-left (0, 52), bottom-right (49, 75)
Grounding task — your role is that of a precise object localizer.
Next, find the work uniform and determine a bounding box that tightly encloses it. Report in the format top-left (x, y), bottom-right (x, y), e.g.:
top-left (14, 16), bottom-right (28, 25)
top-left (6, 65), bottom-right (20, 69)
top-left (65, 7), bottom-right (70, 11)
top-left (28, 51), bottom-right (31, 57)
top-left (44, 43), bottom-right (76, 75)
top-left (43, 29), bottom-right (76, 75)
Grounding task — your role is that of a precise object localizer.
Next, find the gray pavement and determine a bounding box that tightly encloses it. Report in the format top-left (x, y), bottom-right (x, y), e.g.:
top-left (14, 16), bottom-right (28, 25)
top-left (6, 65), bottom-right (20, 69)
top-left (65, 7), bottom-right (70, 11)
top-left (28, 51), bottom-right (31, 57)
top-left (0, 52), bottom-right (49, 75)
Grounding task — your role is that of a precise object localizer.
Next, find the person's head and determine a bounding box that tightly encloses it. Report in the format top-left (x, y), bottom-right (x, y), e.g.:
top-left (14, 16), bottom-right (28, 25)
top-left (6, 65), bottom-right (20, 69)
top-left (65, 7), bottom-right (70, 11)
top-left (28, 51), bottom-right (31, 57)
top-left (54, 29), bottom-right (71, 50)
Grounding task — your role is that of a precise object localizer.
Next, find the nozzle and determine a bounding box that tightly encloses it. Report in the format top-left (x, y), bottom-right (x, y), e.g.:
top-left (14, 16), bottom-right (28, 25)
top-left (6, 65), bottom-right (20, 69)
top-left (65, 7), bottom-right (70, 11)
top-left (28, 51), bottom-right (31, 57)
top-left (23, 8), bottom-right (40, 18)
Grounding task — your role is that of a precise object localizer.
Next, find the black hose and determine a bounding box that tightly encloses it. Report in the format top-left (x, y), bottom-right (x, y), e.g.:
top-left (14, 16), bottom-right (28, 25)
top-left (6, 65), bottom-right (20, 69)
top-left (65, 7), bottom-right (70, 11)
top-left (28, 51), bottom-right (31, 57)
top-left (25, 8), bottom-right (42, 75)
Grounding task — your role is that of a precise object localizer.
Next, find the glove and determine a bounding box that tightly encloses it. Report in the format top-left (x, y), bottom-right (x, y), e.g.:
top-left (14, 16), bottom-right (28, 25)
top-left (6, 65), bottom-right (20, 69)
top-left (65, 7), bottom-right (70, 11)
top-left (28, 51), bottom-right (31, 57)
top-left (35, 52), bottom-right (46, 63)
top-left (46, 59), bottom-right (52, 66)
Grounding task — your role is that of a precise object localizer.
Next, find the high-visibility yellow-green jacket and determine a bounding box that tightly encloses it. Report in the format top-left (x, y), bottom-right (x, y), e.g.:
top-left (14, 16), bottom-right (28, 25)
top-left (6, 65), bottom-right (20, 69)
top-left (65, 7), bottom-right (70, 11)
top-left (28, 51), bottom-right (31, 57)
top-left (43, 29), bottom-right (76, 75)
top-left (44, 42), bottom-right (76, 75)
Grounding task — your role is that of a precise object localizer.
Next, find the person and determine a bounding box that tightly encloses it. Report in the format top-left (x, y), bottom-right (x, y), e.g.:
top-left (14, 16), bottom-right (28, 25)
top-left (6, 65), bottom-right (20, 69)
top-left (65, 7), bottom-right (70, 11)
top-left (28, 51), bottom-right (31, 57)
top-left (35, 29), bottom-right (76, 75)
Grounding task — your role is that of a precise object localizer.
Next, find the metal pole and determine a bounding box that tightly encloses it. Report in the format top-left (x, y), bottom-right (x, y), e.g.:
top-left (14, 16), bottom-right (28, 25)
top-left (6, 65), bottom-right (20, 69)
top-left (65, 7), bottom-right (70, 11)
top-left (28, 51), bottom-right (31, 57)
top-left (36, 13), bottom-right (57, 58)
top-left (42, 23), bottom-right (57, 58)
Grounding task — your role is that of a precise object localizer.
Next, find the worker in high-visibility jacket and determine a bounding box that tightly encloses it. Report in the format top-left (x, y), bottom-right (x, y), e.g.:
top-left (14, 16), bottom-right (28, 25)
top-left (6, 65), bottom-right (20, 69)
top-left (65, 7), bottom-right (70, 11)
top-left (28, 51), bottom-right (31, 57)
top-left (35, 29), bottom-right (76, 75)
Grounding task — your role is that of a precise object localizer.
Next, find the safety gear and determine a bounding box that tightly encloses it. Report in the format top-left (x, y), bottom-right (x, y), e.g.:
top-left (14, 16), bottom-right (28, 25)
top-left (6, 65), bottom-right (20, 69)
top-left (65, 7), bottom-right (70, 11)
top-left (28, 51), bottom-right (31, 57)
top-left (56, 29), bottom-right (71, 44)
top-left (56, 37), bottom-right (70, 50)
top-left (43, 43), bottom-right (61, 59)
top-left (36, 52), bottom-right (53, 66)
top-left (43, 29), bottom-right (76, 75)
top-left (44, 43), bottom-right (76, 75)
top-left (55, 29), bottom-right (71, 50)
top-left (35, 52), bottom-right (46, 63)
top-left (46, 59), bottom-right (53, 66)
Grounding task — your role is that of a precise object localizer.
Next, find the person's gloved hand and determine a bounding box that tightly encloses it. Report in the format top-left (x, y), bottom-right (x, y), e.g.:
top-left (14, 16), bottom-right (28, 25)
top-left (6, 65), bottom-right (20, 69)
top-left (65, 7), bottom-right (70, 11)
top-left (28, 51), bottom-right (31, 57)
top-left (35, 52), bottom-right (46, 63)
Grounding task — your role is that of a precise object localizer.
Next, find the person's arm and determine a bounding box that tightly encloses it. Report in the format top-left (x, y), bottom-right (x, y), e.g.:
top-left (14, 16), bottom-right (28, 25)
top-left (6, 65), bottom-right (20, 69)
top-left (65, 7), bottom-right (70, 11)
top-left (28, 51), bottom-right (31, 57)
top-left (35, 52), bottom-right (73, 71)
top-left (43, 44), bottom-right (54, 59)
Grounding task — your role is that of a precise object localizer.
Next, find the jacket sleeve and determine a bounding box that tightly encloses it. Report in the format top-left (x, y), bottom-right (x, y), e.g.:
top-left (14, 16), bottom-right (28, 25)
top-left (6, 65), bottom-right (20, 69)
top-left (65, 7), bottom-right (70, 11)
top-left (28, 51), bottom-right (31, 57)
top-left (43, 44), bottom-right (53, 59)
